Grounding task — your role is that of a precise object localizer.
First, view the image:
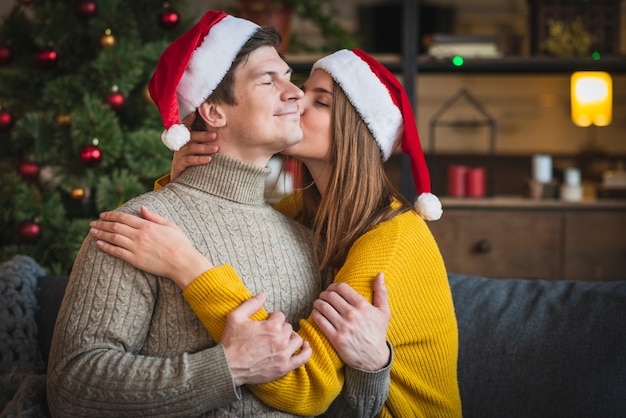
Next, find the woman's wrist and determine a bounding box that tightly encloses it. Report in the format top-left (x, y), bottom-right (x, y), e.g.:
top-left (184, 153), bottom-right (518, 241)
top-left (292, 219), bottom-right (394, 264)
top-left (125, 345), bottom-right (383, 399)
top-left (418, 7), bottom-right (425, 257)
top-left (174, 249), bottom-right (214, 289)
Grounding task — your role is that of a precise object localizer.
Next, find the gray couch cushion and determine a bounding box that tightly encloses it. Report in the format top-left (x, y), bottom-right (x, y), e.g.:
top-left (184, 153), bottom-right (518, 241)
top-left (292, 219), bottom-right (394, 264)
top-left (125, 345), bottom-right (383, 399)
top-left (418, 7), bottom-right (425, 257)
top-left (448, 273), bottom-right (626, 418)
top-left (0, 255), bottom-right (46, 375)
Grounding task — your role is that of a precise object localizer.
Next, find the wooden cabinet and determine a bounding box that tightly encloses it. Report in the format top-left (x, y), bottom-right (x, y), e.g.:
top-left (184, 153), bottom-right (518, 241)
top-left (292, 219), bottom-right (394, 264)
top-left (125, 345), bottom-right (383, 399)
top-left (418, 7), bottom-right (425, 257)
top-left (428, 198), bottom-right (626, 281)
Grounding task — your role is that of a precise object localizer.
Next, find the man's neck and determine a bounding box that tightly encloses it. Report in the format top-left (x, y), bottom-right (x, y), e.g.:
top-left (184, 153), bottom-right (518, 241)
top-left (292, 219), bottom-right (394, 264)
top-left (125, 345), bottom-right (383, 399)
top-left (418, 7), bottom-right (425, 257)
top-left (176, 153), bottom-right (269, 205)
top-left (215, 142), bottom-right (274, 169)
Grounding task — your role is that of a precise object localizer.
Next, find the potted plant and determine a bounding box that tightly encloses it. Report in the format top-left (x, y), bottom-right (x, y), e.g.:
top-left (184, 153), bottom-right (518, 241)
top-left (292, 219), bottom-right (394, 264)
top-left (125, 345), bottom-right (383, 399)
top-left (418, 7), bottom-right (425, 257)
top-left (237, 0), bottom-right (356, 53)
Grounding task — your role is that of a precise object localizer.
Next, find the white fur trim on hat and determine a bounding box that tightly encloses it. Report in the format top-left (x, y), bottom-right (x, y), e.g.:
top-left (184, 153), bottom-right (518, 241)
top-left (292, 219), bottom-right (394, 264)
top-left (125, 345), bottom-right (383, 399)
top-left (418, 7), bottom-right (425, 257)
top-left (177, 15), bottom-right (259, 122)
top-left (414, 192), bottom-right (443, 221)
top-left (312, 50), bottom-right (403, 161)
top-left (162, 123), bottom-right (191, 151)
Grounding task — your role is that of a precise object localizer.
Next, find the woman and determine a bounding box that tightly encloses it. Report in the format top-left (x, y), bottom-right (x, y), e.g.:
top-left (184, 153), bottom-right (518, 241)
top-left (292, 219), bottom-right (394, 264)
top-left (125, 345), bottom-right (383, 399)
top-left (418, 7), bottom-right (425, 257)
top-left (91, 49), bottom-right (461, 417)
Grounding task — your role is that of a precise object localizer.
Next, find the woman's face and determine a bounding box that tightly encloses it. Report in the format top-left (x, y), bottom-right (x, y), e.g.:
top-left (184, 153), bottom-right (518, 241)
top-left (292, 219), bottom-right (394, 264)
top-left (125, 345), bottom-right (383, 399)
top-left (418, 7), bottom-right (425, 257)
top-left (281, 69), bottom-right (333, 165)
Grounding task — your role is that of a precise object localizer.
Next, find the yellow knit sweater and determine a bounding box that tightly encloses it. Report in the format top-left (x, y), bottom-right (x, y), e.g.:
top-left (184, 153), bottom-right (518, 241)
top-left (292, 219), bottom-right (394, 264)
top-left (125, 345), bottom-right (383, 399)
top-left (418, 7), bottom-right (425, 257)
top-left (182, 193), bottom-right (462, 417)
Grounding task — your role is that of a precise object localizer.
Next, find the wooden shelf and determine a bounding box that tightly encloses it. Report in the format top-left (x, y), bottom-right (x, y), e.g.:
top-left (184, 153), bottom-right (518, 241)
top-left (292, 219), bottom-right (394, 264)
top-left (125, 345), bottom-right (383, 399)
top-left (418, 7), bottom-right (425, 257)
top-left (286, 54), bottom-right (626, 74)
top-left (415, 56), bottom-right (626, 74)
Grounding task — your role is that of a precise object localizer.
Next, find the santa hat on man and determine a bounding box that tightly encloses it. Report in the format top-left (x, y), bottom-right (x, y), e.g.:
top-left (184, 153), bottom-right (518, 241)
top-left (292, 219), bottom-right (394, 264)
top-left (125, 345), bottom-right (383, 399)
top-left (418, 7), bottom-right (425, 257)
top-left (149, 11), bottom-right (259, 151)
top-left (312, 49), bottom-right (442, 220)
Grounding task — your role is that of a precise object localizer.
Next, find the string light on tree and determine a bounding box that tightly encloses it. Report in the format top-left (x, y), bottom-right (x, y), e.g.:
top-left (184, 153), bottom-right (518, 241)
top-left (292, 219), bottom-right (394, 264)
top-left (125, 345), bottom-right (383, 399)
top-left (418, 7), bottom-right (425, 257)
top-left (36, 46), bottom-right (58, 69)
top-left (0, 109), bottom-right (14, 132)
top-left (74, 0), bottom-right (98, 20)
top-left (79, 139), bottom-right (103, 168)
top-left (18, 220), bottom-right (42, 243)
top-left (158, 3), bottom-right (180, 30)
top-left (100, 29), bottom-right (116, 49)
top-left (16, 159), bottom-right (40, 181)
top-left (54, 113), bottom-right (72, 127)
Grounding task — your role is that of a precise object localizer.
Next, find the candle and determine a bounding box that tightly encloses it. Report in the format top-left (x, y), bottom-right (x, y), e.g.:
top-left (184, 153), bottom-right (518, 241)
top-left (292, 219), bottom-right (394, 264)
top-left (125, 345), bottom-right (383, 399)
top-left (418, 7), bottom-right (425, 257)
top-left (466, 167), bottom-right (486, 198)
top-left (448, 165), bottom-right (467, 197)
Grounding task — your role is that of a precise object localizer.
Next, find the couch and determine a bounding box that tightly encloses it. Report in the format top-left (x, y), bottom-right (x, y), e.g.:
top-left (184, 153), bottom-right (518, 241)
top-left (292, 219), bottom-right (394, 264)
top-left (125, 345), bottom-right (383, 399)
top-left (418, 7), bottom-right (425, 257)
top-left (1, 255), bottom-right (625, 417)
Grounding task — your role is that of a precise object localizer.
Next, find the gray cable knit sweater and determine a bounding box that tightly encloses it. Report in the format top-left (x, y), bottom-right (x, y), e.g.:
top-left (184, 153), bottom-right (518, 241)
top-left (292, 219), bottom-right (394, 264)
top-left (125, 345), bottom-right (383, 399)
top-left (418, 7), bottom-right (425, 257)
top-left (46, 154), bottom-right (324, 417)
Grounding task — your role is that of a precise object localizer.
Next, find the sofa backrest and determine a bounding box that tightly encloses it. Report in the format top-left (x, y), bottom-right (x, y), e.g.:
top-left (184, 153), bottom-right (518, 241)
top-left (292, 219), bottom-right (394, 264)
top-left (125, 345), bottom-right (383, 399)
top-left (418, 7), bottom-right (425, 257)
top-left (449, 273), bottom-right (626, 418)
top-left (35, 275), bottom-right (69, 367)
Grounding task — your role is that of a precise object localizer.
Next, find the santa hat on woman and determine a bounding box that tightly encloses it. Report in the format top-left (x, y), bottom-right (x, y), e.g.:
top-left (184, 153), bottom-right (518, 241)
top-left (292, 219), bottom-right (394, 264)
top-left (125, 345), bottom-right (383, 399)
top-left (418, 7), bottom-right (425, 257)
top-left (149, 11), bottom-right (259, 151)
top-left (312, 49), bottom-right (442, 220)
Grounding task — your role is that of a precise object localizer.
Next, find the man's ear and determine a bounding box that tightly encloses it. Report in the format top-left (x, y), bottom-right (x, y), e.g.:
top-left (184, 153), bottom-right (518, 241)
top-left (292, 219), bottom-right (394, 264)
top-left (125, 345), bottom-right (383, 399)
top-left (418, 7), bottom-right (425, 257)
top-left (197, 102), bottom-right (226, 128)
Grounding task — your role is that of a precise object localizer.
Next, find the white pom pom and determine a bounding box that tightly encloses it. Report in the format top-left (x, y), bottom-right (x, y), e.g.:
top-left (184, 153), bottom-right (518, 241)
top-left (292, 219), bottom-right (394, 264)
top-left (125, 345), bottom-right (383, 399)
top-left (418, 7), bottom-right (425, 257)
top-left (414, 192), bottom-right (443, 221)
top-left (161, 124), bottom-right (190, 151)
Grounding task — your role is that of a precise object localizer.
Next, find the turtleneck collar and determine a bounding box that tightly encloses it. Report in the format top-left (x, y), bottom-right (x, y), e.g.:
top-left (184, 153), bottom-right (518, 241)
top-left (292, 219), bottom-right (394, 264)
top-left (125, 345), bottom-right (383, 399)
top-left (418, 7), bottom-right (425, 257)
top-left (175, 153), bottom-right (270, 205)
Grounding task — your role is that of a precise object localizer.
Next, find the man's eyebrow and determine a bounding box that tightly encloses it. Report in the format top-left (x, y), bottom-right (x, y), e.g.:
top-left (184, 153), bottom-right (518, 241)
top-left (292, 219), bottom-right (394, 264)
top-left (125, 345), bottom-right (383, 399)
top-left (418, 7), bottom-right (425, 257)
top-left (252, 67), bottom-right (293, 79)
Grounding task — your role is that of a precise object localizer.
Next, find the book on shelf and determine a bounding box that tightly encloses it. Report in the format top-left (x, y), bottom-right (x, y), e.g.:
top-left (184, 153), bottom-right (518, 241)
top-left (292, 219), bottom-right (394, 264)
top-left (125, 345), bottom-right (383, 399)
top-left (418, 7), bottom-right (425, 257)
top-left (427, 34), bottom-right (502, 59)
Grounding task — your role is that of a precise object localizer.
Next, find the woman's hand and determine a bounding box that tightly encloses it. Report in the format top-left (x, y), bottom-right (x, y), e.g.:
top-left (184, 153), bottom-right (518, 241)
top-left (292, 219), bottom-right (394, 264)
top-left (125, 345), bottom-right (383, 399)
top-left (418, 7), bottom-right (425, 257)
top-left (171, 113), bottom-right (218, 182)
top-left (89, 205), bottom-right (213, 289)
top-left (312, 272), bottom-right (391, 371)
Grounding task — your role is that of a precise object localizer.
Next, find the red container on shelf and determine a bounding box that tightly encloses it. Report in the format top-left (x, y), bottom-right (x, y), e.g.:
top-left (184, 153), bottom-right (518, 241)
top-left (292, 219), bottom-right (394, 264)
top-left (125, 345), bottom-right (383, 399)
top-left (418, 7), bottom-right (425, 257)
top-left (466, 167), bottom-right (486, 198)
top-left (448, 165), bottom-right (467, 197)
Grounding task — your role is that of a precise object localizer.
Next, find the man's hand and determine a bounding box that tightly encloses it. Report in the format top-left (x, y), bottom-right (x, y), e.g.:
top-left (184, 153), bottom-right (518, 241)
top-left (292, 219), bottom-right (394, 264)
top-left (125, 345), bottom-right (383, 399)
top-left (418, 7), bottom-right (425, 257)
top-left (222, 292), bottom-right (312, 386)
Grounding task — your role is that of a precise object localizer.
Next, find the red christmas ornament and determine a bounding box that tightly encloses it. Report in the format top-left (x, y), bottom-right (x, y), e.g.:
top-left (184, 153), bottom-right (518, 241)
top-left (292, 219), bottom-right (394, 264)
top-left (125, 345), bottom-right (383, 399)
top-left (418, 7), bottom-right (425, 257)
top-left (36, 47), bottom-right (58, 69)
top-left (75, 0), bottom-right (98, 20)
top-left (158, 7), bottom-right (180, 30)
top-left (106, 90), bottom-right (125, 111)
top-left (0, 44), bottom-right (13, 66)
top-left (16, 159), bottom-right (40, 181)
top-left (0, 109), bottom-right (14, 132)
top-left (79, 144), bottom-right (103, 167)
top-left (18, 220), bottom-right (42, 243)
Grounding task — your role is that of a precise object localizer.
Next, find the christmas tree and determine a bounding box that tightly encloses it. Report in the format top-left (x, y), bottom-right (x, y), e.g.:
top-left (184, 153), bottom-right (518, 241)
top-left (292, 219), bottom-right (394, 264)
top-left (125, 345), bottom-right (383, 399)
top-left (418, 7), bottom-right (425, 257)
top-left (0, 0), bottom-right (192, 275)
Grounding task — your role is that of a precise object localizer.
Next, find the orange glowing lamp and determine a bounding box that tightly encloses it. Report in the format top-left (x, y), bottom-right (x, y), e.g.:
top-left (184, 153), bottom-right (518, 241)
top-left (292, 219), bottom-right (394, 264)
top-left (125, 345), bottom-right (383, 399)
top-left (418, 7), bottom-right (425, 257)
top-left (571, 71), bottom-right (612, 127)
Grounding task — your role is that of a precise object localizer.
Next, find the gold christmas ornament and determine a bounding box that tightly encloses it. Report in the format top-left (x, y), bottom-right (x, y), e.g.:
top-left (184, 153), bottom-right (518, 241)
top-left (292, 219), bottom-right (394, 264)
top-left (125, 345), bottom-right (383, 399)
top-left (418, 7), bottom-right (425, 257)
top-left (100, 29), bottom-right (116, 49)
top-left (143, 84), bottom-right (155, 106)
top-left (70, 187), bottom-right (85, 200)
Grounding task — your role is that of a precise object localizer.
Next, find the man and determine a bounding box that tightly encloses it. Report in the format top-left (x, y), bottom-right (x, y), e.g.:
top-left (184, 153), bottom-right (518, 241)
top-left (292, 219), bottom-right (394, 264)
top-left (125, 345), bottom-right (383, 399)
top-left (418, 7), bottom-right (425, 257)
top-left (47, 11), bottom-right (323, 416)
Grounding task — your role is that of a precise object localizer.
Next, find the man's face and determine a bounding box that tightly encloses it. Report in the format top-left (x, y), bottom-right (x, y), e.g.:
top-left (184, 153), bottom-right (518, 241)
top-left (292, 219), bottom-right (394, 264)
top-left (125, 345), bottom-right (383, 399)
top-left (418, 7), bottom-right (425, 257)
top-left (221, 46), bottom-right (303, 166)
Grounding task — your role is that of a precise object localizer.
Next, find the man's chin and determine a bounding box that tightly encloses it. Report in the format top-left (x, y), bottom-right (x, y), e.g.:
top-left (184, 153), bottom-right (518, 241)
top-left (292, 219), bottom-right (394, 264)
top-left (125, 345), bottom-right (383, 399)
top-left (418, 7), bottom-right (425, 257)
top-left (282, 137), bottom-right (302, 156)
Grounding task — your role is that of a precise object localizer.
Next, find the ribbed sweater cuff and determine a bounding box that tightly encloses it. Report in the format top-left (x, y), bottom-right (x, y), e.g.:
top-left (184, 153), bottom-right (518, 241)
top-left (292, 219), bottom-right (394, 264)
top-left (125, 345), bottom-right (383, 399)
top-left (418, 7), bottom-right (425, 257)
top-left (343, 341), bottom-right (393, 398)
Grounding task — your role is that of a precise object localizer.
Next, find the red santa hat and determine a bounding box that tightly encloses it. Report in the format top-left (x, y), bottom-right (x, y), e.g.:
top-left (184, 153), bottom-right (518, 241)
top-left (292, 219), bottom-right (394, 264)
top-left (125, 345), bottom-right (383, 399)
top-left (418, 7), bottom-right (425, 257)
top-left (312, 49), bottom-right (442, 220)
top-left (148, 11), bottom-right (259, 151)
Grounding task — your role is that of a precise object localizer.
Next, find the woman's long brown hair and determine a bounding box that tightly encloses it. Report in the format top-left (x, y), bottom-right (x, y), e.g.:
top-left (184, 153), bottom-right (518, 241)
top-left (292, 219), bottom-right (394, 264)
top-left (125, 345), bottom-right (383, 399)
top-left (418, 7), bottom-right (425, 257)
top-left (295, 79), bottom-right (412, 271)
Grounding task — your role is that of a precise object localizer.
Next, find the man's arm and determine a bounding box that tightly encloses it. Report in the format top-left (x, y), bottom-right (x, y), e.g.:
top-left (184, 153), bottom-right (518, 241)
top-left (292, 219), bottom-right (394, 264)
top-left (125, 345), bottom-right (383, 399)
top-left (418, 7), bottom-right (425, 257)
top-left (46, 234), bottom-right (308, 417)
